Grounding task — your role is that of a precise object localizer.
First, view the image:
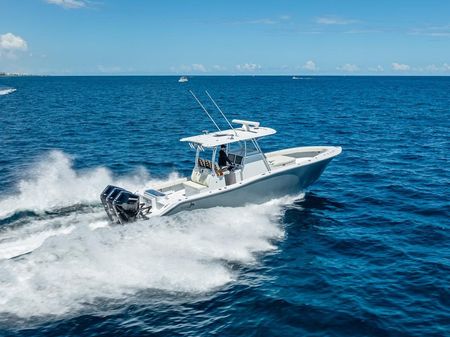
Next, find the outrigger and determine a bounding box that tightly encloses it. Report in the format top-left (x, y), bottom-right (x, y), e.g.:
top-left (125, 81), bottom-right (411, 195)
top-left (101, 92), bottom-right (342, 224)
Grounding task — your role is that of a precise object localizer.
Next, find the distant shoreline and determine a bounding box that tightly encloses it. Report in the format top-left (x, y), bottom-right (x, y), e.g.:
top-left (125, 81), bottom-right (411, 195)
top-left (0, 73), bottom-right (47, 77)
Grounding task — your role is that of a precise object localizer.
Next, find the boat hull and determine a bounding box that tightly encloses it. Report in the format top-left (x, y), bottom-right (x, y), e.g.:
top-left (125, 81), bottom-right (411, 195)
top-left (162, 157), bottom-right (333, 215)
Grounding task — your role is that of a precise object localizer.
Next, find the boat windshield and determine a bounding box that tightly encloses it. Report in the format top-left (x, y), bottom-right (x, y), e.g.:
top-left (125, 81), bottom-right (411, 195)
top-left (228, 140), bottom-right (259, 156)
top-left (228, 142), bottom-right (245, 156)
top-left (245, 141), bottom-right (259, 155)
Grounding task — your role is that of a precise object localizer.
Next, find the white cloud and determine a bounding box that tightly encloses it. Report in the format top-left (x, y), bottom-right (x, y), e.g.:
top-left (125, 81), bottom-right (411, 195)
top-left (316, 16), bottom-right (358, 25)
top-left (410, 25), bottom-right (450, 37)
top-left (368, 65), bottom-right (384, 72)
top-left (302, 60), bottom-right (317, 71)
top-left (392, 62), bottom-right (410, 71)
top-left (337, 63), bottom-right (359, 72)
top-left (0, 33), bottom-right (28, 58)
top-left (0, 33), bottom-right (27, 51)
top-left (45, 0), bottom-right (87, 9)
top-left (192, 63), bottom-right (207, 72)
top-left (235, 63), bottom-right (262, 72)
top-left (425, 64), bottom-right (440, 72)
top-left (417, 63), bottom-right (450, 73)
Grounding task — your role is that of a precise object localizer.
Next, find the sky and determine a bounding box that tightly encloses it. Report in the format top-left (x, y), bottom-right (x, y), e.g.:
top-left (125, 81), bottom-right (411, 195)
top-left (0, 0), bottom-right (449, 75)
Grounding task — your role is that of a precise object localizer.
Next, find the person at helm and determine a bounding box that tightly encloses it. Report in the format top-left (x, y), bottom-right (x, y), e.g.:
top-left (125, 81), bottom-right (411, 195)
top-left (218, 144), bottom-right (233, 169)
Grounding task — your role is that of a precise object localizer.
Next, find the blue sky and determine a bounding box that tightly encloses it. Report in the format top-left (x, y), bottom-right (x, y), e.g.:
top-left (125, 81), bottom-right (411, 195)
top-left (1, 0), bottom-right (449, 75)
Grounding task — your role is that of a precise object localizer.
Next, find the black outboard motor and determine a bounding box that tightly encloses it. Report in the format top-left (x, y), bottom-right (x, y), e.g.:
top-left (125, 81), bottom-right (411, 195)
top-left (100, 185), bottom-right (141, 224)
top-left (112, 190), bottom-right (140, 224)
top-left (101, 185), bottom-right (122, 221)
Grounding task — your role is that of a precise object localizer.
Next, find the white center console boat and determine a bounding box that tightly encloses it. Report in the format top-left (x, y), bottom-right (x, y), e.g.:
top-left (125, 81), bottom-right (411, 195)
top-left (101, 93), bottom-right (342, 224)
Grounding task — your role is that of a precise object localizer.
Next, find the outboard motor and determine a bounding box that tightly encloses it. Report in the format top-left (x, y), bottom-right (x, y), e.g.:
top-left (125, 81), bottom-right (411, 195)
top-left (101, 185), bottom-right (122, 222)
top-left (100, 185), bottom-right (141, 224)
top-left (112, 190), bottom-right (140, 224)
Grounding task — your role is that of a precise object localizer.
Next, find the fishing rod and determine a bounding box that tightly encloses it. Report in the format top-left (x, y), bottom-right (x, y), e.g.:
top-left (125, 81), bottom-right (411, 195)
top-left (189, 90), bottom-right (221, 131)
top-left (205, 90), bottom-right (238, 136)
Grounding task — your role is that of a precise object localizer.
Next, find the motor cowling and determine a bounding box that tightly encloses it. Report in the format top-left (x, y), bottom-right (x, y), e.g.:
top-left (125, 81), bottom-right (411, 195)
top-left (100, 185), bottom-right (140, 224)
top-left (112, 190), bottom-right (140, 223)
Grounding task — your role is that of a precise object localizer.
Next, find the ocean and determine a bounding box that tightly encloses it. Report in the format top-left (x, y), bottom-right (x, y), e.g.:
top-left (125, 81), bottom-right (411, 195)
top-left (0, 76), bottom-right (448, 336)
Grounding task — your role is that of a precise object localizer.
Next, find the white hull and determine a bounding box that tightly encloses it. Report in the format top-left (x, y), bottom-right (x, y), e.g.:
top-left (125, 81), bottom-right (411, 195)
top-left (160, 146), bottom-right (340, 216)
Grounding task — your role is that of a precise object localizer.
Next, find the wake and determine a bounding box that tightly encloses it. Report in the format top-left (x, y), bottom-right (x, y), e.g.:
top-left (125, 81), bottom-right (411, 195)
top-left (0, 151), bottom-right (296, 318)
top-left (0, 88), bottom-right (16, 96)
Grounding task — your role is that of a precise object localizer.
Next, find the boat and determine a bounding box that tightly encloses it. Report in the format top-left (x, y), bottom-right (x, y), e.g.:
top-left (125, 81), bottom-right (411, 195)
top-left (0, 87), bottom-right (16, 95)
top-left (292, 76), bottom-right (301, 80)
top-left (178, 76), bottom-right (188, 83)
top-left (100, 92), bottom-right (342, 224)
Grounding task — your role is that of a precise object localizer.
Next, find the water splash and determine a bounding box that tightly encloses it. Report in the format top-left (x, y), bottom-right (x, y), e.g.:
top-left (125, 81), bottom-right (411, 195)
top-left (0, 87), bottom-right (16, 95)
top-left (0, 151), bottom-right (296, 318)
top-left (0, 150), bottom-right (180, 219)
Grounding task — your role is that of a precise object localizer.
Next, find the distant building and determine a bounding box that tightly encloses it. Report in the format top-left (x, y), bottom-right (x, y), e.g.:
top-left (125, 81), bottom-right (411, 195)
top-left (0, 72), bottom-right (30, 76)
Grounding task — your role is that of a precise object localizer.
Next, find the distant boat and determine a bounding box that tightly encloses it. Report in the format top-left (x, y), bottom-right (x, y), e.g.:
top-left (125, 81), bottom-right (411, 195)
top-left (178, 76), bottom-right (188, 83)
top-left (292, 76), bottom-right (312, 80)
top-left (0, 87), bottom-right (16, 95)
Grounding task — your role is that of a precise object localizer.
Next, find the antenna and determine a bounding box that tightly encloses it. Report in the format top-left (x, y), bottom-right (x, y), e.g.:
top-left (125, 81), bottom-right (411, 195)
top-left (189, 90), bottom-right (221, 131)
top-left (205, 90), bottom-right (238, 136)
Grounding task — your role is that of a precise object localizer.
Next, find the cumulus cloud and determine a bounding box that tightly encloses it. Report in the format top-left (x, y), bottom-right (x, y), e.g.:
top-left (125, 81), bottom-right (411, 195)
top-left (45, 0), bottom-right (88, 9)
top-left (316, 16), bottom-right (358, 25)
top-left (337, 63), bottom-right (359, 72)
top-left (0, 33), bottom-right (27, 51)
top-left (415, 63), bottom-right (450, 73)
top-left (235, 63), bottom-right (262, 72)
top-left (0, 33), bottom-right (28, 58)
top-left (302, 60), bottom-right (317, 71)
top-left (392, 62), bottom-right (410, 71)
top-left (192, 63), bottom-right (207, 72)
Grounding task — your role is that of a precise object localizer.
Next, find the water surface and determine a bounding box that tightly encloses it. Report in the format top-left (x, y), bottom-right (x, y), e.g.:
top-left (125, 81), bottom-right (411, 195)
top-left (0, 76), bottom-right (449, 336)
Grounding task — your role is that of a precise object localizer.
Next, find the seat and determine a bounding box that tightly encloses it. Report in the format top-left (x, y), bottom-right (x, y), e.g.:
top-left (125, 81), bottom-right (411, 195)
top-left (268, 155), bottom-right (295, 167)
top-left (183, 180), bottom-right (208, 196)
top-left (214, 163), bottom-right (224, 176)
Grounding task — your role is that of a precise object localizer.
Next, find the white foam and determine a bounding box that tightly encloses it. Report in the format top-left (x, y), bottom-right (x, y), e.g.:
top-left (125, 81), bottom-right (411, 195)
top-left (0, 151), bottom-right (297, 318)
top-left (0, 211), bottom-right (108, 260)
top-left (0, 88), bottom-right (16, 95)
top-left (0, 150), bottom-right (180, 219)
top-left (0, 201), bottom-right (288, 318)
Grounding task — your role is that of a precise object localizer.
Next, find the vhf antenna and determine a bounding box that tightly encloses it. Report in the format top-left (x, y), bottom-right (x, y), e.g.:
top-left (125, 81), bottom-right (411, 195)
top-left (189, 90), bottom-right (221, 131)
top-left (205, 90), bottom-right (238, 136)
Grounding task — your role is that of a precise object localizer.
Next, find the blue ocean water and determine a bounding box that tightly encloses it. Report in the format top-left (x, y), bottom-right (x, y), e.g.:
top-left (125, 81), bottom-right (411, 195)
top-left (0, 76), bottom-right (449, 336)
